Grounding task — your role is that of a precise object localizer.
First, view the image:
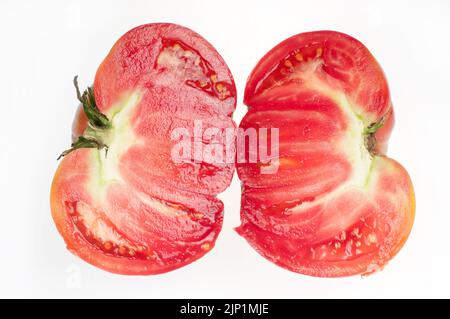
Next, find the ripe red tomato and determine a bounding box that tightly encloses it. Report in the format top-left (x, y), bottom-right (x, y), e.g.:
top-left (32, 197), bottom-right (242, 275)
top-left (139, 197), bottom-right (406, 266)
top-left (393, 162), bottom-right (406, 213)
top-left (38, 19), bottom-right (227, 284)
top-left (51, 23), bottom-right (236, 275)
top-left (236, 31), bottom-right (414, 277)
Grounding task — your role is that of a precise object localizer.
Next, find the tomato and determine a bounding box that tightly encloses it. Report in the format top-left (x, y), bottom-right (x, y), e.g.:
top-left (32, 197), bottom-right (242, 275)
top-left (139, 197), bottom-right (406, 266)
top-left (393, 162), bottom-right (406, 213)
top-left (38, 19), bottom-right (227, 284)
top-left (236, 31), bottom-right (414, 277)
top-left (51, 23), bottom-right (236, 275)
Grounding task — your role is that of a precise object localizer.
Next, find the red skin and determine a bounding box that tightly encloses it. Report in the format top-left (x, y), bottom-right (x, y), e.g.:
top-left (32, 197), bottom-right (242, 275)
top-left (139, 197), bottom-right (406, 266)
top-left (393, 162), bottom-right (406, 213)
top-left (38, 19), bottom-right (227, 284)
top-left (71, 104), bottom-right (87, 140)
top-left (236, 31), bottom-right (414, 277)
top-left (51, 23), bottom-right (236, 275)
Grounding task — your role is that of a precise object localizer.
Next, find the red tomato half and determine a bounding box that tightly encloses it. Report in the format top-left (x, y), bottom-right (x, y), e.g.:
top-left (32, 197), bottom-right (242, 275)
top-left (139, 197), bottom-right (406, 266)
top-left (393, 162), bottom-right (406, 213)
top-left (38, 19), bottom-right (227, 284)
top-left (51, 23), bottom-right (236, 275)
top-left (236, 31), bottom-right (414, 277)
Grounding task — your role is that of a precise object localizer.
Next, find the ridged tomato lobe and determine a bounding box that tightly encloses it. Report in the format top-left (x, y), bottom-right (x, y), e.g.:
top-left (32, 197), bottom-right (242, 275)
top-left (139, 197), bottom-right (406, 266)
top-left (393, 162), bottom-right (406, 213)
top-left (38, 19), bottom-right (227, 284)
top-left (237, 31), bottom-right (414, 277)
top-left (51, 23), bottom-right (236, 275)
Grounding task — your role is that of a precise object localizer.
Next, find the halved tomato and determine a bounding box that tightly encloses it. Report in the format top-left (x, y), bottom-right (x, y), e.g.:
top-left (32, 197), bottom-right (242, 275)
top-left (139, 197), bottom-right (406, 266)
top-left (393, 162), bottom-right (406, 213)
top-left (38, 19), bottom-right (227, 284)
top-left (236, 31), bottom-right (414, 277)
top-left (51, 23), bottom-right (236, 275)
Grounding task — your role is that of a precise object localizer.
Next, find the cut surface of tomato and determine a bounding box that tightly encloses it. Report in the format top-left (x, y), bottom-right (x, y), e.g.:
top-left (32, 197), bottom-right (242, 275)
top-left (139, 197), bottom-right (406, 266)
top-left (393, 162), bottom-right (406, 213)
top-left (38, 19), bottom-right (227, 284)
top-left (51, 23), bottom-right (236, 275)
top-left (236, 31), bottom-right (414, 277)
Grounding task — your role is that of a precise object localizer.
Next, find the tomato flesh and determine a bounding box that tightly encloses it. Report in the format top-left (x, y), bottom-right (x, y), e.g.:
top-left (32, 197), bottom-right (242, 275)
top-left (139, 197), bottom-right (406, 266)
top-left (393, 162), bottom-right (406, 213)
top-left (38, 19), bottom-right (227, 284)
top-left (51, 23), bottom-right (236, 275)
top-left (237, 31), bottom-right (414, 277)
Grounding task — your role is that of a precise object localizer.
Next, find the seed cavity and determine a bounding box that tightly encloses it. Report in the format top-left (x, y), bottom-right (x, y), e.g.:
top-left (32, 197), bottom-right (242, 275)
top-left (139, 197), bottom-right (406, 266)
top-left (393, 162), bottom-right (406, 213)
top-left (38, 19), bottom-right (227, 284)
top-left (157, 39), bottom-right (234, 101)
top-left (64, 201), bottom-right (152, 260)
top-left (255, 45), bottom-right (330, 94)
top-left (307, 216), bottom-right (382, 262)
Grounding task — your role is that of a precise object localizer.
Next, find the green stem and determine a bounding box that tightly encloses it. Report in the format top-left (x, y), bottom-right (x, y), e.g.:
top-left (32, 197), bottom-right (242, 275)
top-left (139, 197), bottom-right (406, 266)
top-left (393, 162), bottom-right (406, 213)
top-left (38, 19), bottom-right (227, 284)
top-left (57, 136), bottom-right (108, 160)
top-left (73, 76), bottom-right (112, 129)
top-left (364, 115), bottom-right (387, 155)
top-left (57, 77), bottom-right (112, 160)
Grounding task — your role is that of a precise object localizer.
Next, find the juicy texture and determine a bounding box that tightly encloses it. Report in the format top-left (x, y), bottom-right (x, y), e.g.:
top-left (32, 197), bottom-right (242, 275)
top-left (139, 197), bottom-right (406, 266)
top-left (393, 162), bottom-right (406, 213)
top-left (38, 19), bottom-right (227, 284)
top-left (236, 31), bottom-right (414, 277)
top-left (51, 23), bottom-right (236, 275)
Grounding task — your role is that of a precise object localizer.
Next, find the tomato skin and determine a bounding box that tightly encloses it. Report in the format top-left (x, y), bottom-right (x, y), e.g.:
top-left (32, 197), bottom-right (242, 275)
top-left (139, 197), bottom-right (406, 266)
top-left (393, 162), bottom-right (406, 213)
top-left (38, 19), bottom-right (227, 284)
top-left (51, 23), bottom-right (236, 275)
top-left (71, 104), bottom-right (87, 141)
top-left (237, 31), bottom-right (415, 277)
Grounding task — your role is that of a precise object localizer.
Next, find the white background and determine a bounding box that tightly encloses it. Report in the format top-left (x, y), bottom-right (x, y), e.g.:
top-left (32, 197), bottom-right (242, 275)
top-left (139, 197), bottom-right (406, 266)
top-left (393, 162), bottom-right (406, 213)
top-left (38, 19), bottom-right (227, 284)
top-left (0, 0), bottom-right (449, 298)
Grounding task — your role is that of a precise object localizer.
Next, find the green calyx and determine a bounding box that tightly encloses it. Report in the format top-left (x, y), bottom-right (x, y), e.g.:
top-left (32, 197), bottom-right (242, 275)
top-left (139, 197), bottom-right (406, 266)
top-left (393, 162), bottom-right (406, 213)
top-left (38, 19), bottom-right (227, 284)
top-left (363, 116), bottom-right (386, 156)
top-left (74, 76), bottom-right (111, 129)
top-left (57, 76), bottom-right (112, 160)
